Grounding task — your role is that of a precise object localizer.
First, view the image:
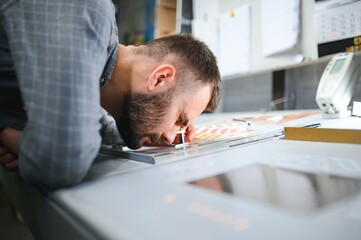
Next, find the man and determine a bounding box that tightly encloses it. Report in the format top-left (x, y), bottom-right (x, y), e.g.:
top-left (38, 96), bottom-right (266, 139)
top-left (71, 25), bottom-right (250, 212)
top-left (0, 0), bottom-right (221, 189)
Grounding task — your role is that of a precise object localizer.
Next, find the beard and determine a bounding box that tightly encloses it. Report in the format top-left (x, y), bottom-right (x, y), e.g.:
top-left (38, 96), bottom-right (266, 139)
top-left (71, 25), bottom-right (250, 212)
top-left (115, 88), bottom-right (174, 149)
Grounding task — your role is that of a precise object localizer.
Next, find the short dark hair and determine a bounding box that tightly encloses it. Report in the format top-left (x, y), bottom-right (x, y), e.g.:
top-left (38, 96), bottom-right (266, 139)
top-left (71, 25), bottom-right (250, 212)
top-left (140, 34), bottom-right (221, 112)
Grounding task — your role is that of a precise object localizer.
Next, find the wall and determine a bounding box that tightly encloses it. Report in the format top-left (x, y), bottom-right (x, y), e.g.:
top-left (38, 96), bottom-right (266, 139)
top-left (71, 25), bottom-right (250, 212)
top-left (220, 73), bottom-right (272, 112)
top-left (217, 0), bottom-right (361, 112)
top-left (284, 57), bottom-right (361, 110)
top-left (221, 57), bottom-right (361, 112)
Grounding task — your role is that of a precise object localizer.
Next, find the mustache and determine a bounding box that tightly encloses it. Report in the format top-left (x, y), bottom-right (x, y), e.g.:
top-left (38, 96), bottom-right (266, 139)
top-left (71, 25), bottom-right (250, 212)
top-left (147, 133), bottom-right (166, 145)
top-left (139, 133), bottom-right (170, 146)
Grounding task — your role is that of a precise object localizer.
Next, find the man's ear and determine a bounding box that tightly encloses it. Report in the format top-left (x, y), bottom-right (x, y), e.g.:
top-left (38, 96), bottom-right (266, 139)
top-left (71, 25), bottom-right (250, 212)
top-left (147, 64), bottom-right (175, 91)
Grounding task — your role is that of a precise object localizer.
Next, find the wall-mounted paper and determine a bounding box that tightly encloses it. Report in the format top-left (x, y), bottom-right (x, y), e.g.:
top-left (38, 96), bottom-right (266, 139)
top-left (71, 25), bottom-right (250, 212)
top-left (314, 0), bottom-right (361, 44)
top-left (219, 5), bottom-right (252, 76)
top-left (192, 0), bottom-right (219, 21)
top-left (260, 0), bottom-right (301, 56)
top-left (192, 18), bottom-right (219, 59)
top-left (192, 0), bottom-right (220, 61)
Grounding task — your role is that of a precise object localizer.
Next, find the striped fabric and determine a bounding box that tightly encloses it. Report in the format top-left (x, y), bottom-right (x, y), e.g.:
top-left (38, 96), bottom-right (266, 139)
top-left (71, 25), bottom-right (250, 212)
top-left (0, 0), bottom-right (121, 188)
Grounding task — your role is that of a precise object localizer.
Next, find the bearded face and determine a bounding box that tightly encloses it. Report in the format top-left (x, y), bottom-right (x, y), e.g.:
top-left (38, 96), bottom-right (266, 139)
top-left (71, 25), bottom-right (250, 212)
top-left (115, 88), bottom-right (174, 149)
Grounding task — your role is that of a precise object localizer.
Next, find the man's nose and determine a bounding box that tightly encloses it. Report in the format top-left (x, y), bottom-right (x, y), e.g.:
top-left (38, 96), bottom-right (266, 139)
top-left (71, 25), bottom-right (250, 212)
top-left (161, 126), bottom-right (180, 145)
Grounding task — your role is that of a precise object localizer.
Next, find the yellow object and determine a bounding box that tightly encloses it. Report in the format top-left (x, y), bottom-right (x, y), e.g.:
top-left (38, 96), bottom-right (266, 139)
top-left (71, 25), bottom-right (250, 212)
top-left (230, 10), bottom-right (235, 18)
top-left (284, 127), bottom-right (361, 144)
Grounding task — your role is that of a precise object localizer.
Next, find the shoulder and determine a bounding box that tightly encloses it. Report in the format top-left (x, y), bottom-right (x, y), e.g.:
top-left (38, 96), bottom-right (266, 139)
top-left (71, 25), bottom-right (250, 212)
top-left (77, 0), bottom-right (117, 43)
top-left (80, 0), bottom-right (116, 23)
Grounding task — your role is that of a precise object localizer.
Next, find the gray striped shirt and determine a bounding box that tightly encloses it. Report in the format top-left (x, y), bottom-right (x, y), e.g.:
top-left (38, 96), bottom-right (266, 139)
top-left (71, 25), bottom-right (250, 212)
top-left (0, 0), bottom-right (121, 188)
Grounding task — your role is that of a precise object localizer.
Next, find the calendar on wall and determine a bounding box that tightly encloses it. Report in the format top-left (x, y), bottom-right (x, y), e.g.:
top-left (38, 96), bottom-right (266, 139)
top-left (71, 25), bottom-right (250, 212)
top-left (314, 0), bottom-right (361, 57)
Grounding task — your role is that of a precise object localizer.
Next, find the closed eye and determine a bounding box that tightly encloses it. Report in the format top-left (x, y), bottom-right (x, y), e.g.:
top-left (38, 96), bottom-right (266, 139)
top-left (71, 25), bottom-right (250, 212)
top-left (176, 114), bottom-right (189, 128)
top-left (176, 116), bottom-right (183, 126)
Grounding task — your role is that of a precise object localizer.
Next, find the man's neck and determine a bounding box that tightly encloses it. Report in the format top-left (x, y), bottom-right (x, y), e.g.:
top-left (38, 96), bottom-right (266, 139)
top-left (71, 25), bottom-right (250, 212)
top-left (100, 44), bottom-right (132, 119)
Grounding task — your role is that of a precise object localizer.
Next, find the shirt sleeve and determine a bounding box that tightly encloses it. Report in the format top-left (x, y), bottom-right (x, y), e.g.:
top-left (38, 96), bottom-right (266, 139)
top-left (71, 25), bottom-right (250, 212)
top-left (2, 0), bottom-right (117, 188)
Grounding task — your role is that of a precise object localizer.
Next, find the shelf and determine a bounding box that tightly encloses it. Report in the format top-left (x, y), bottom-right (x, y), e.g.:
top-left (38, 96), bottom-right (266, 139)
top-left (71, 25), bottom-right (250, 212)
top-left (222, 51), bottom-right (361, 81)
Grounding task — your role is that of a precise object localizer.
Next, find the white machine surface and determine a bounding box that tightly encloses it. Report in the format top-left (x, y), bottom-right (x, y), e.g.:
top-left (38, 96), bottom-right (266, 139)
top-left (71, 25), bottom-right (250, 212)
top-left (316, 52), bottom-right (360, 118)
top-left (2, 111), bottom-right (361, 240)
top-left (51, 113), bottom-right (361, 240)
top-left (53, 140), bottom-right (361, 240)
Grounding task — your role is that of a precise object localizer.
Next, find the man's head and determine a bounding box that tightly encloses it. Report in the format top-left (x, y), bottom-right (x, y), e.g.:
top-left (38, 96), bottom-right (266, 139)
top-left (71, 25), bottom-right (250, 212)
top-left (136, 34), bottom-right (221, 112)
top-left (103, 34), bottom-right (221, 149)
